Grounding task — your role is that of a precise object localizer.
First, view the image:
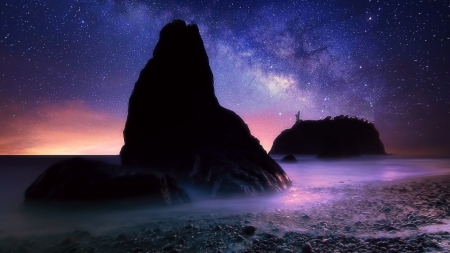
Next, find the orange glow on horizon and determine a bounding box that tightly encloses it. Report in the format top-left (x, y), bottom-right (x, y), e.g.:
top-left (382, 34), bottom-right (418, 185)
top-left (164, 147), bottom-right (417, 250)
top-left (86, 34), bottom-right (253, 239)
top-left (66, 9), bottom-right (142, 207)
top-left (0, 100), bottom-right (446, 157)
top-left (0, 100), bottom-right (125, 155)
top-left (0, 102), bottom-right (292, 155)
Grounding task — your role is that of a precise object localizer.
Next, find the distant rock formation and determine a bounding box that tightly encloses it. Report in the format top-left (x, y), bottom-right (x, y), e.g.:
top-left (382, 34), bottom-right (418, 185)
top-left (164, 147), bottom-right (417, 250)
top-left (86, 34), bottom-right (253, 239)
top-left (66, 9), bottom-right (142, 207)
top-left (269, 115), bottom-right (386, 157)
top-left (280, 155), bottom-right (297, 163)
top-left (120, 20), bottom-right (291, 197)
top-left (25, 158), bottom-right (190, 205)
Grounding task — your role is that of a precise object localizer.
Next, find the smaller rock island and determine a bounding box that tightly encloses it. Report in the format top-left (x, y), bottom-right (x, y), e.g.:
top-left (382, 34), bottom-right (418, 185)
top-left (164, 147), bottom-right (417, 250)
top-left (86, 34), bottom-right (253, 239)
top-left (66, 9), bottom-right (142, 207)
top-left (269, 115), bottom-right (386, 158)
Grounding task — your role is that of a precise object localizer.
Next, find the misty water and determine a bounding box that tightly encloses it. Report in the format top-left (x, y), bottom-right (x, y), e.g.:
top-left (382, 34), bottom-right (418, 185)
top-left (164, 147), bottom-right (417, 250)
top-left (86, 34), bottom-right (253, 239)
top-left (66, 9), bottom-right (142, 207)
top-left (1, 155), bottom-right (450, 238)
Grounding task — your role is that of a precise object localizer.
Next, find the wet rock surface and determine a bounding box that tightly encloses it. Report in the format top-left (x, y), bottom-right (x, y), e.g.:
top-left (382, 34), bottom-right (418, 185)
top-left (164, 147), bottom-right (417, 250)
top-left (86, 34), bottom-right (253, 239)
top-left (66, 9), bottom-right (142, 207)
top-left (121, 20), bottom-right (291, 196)
top-left (25, 157), bottom-right (190, 205)
top-left (7, 175), bottom-right (450, 252)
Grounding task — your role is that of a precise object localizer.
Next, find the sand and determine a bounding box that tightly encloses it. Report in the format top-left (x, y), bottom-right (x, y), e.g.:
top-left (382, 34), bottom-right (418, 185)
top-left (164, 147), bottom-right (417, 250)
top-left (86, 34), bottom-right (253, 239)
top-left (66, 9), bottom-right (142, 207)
top-left (1, 175), bottom-right (450, 253)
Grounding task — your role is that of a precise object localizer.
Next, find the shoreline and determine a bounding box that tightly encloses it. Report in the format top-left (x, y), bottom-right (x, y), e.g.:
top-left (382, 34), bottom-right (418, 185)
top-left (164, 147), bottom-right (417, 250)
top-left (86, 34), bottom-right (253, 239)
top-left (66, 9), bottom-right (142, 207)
top-left (1, 174), bottom-right (450, 252)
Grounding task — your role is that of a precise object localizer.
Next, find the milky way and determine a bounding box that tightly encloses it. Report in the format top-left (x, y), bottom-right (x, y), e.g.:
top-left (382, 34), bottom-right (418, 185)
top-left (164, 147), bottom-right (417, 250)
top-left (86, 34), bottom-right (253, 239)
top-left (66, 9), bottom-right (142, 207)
top-left (1, 0), bottom-right (449, 155)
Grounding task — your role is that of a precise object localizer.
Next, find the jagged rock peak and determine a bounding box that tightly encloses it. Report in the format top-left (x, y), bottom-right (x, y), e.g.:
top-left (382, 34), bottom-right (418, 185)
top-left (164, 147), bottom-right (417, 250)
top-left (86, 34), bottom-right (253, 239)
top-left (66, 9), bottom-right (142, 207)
top-left (154, 19), bottom-right (209, 65)
top-left (121, 20), bottom-right (292, 197)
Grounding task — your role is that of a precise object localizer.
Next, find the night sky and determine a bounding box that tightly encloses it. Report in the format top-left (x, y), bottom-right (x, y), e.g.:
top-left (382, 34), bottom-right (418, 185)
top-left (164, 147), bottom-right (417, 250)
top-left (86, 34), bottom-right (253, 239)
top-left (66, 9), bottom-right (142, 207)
top-left (1, 0), bottom-right (449, 156)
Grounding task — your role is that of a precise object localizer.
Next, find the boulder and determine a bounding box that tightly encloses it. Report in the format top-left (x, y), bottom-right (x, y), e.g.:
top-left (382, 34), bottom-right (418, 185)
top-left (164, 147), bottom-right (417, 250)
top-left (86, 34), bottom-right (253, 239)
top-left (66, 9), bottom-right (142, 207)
top-left (269, 116), bottom-right (386, 157)
top-left (25, 157), bottom-right (190, 205)
top-left (120, 20), bottom-right (291, 197)
top-left (280, 155), bottom-right (297, 163)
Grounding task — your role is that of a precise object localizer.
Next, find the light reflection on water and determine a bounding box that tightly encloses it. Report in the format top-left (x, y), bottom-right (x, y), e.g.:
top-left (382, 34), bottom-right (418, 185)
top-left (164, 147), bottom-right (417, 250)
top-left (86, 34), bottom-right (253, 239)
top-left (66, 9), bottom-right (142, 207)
top-left (274, 155), bottom-right (450, 188)
top-left (0, 155), bottom-right (449, 237)
top-left (280, 187), bottom-right (326, 207)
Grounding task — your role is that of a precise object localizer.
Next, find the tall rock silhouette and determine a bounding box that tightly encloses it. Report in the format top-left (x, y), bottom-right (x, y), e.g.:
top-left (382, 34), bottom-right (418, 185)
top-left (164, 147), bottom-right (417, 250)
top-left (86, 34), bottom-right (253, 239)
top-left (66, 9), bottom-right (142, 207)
top-left (121, 20), bottom-right (291, 197)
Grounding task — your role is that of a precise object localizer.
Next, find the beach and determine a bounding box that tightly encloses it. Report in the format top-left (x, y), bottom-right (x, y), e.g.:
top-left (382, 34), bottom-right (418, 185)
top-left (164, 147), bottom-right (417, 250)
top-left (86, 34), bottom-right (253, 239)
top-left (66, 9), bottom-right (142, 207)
top-left (1, 170), bottom-right (450, 253)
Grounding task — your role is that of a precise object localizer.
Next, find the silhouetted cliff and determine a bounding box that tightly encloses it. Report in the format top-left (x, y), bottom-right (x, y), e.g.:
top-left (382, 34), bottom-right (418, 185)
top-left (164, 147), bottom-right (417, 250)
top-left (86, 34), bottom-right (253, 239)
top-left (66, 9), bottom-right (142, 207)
top-left (121, 20), bottom-right (291, 197)
top-left (269, 115), bottom-right (386, 157)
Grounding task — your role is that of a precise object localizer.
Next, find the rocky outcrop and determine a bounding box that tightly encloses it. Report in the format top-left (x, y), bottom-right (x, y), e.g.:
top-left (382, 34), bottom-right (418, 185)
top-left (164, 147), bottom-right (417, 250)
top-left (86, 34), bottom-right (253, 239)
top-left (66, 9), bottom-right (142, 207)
top-left (25, 157), bottom-right (190, 205)
top-left (280, 155), bottom-right (297, 163)
top-left (269, 116), bottom-right (386, 157)
top-left (120, 20), bottom-right (291, 197)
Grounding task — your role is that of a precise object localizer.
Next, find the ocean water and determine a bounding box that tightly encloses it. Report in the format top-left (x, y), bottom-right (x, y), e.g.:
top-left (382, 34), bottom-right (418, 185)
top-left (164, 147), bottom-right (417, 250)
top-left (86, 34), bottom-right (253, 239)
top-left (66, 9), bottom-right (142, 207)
top-left (272, 155), bottom-right (450, 187)
top-left (0, 155), bottom-right (449, 238)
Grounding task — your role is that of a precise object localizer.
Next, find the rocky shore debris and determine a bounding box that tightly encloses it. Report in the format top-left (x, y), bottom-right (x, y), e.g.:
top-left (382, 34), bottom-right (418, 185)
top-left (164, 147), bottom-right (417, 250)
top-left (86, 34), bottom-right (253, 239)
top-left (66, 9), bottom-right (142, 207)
top-left (2, 225), bottom-right (446, 253)
top-left (8, 175), bottom-right (450, 253)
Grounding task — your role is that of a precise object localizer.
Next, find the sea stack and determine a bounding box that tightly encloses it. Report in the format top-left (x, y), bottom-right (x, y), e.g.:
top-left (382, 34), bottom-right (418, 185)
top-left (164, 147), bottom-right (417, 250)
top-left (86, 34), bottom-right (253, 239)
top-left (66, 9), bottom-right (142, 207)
top-left (120, 20), bottom-right (291, 197)
top-left (269, 115), bottom-right (386, 157)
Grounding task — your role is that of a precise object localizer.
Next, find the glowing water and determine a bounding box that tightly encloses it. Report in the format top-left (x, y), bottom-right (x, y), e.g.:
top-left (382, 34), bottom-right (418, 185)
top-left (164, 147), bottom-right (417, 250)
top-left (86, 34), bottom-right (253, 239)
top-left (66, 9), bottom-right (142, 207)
top-left (0, 155), bottom-right (449, 238)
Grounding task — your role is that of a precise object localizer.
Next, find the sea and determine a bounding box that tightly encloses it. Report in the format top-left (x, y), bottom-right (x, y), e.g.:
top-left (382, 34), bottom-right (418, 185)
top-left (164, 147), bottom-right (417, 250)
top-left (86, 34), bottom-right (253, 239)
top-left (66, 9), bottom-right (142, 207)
top-left (0, 155), bottom-right (449, 238)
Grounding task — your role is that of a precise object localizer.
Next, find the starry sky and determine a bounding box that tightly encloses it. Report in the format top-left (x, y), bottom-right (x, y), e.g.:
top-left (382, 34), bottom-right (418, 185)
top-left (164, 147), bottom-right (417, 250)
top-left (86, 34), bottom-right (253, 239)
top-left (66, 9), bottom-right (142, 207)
top-left (1, 0), bottom-right (449, 156)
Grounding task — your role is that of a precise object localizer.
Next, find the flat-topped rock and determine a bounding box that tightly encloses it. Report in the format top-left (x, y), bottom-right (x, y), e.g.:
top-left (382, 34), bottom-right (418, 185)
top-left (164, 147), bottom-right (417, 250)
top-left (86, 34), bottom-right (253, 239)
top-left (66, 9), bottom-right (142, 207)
top-left (269, 115), bottom-right (386, 158)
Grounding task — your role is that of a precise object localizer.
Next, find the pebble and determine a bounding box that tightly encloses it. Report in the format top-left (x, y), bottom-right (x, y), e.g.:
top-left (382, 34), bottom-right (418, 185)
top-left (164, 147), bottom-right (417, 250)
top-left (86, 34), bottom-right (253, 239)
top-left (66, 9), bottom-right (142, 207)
top-left (301, 243), bottom-right (313, 253)
top-left (60, 237), bottom-right (76, 246)
top-left (163, 235), bottom-right (177, 241)
top-left (236, 235), bottom-right (245, 241)
top-left (162, 245), bottom-right (174, 251)
top-left (86, 248), bottom-right (96, 253)
top-left (242, 225), bottom-right (257, 235)
top-left (74, 231), bottom-right (91, 243)
top-left (403, 223), bottom-right (418, 229)
top-left (116, 234), bottom-right (127, 241)
top-left (385, 226), bottom-right (398, 231)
